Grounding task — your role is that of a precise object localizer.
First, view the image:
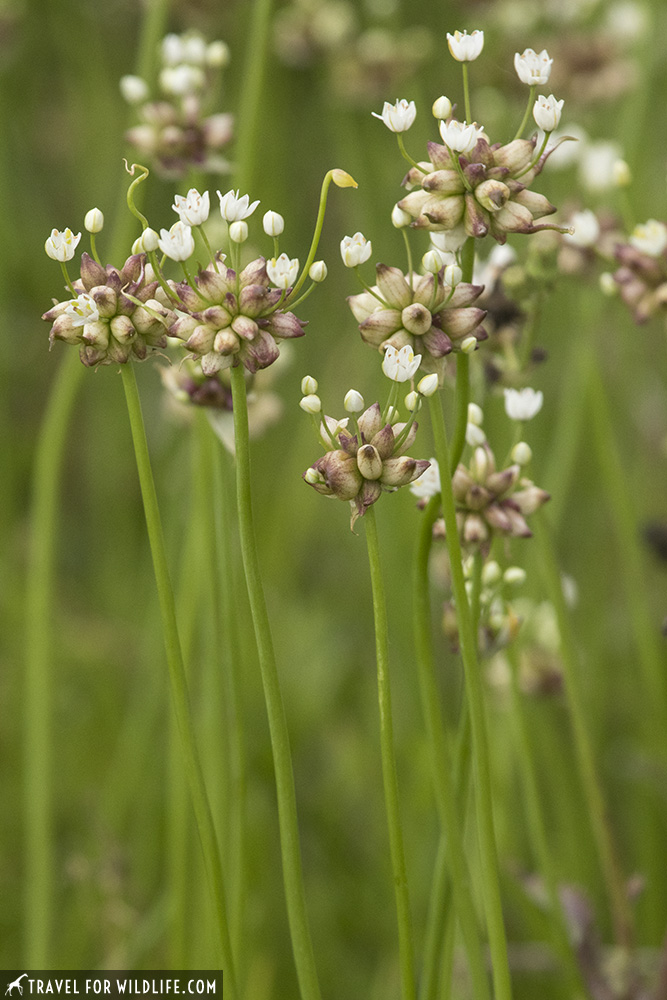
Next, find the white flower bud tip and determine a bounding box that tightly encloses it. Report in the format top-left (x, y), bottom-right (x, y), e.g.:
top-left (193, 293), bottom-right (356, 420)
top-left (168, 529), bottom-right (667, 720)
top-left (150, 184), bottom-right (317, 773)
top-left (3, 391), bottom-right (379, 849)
top-left (417, 373), bottom-right (438, 397)
top-left (263, 210), bottom-right (285, 236)
top-left (465, 422), bottom-right (486, 447)
top-left (300, 394), bottom-right (322, 414)
top-left (309, 260), bottom-right (328, 282)
top-left (443, 262), bottom-right (462, 287)
top-left (141, 227), bottom-right (160, 252)
top-left (511, 441), bottom-right (533, 466)
top-left (612, 159), bottom-right (631, 187)
top-left (391, 204), bottom-right (412, 228)
top-left (301, 375), bottom-right (318, 395)
top-left (340, 232), bottom-right (372, 267)
top-left (467, 402), bottom-right (483, 426)
top-left (371, 98), bottom-right (417, 133)
top-left (131, 236), bottom-right (143, 254)
top-left (304, 467), bottom-right (323, 485)
top-left (482, 560), bottom-right (502, 586)
top-left (119, 74), bottom-right (149, 104)
top-left (422, 249), bottom-right (444, 273)
top-left (447, 29), bottom-right (484, 62)
top-left (432, 95), bottom-right (453, 119)
top-left (206, 40), bottom-right (230, 67)
top-left (84, 208), bottom-right (104, 233)
top-left (460, 336), bottom-right (478, 354)
top-left (404, 390), bottom-right (418, 412)
top-left (504, 387), bottom-right (544, 421)
top-left (344, 389), bottom-right (365, 412)
top-left (599, 272), bottom-right (617, 296)
top-left (229, 220), bottom-right (249, 244)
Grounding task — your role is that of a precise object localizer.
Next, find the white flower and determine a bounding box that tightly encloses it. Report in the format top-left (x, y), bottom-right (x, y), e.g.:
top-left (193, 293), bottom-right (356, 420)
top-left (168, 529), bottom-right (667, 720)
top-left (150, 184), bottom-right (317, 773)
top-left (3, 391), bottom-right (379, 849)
top-left (44, 228), bottom-right (81, 262)
top-left (410, 459), bottom-right (441, 501)
top-left (431, 226), bottom-right (468, 252)
top-left (64, 293), bottom-right (99, 327)
top-left (344, 389), bottom-right (365, 412)
top-left (182, 33), bottom-right (207, 65)
top-left (263, 210), bottom-right (284, 236)
top-left (468, 402), bottom-right (483, 426)
top-left (157, 220), bottom-right (195, 261)
top-left (340, 232), bottom-right (372, 267)
top-left (84, 208), bottom-right (104, 233)
top-left (161, 33), bottom-right (186, 66)
top-left (447, 29), bottom-right (484, 62)
top-left (382, 344), bottom-right (421, 382)
top-left (119, 75), bottom-right (149, 104)
top-left (533, 94), bottom-right (563, 132)
top-left (466, 422), bottom-right (486, 447)
top-left (504, 387), bottom-right (544, 421)
top-left (320, 414), bottom-right (349, 440)
top-left (514, 48), bottom-right (553, 85)
top-left (439, 118), bottom-right (484, 154)
top-left (629, 219), bottom-right (667, 257)
top-left (371, 98), bottom-right (416, 133)
top-left (217, 188), bottom-right (260, 222)
top-left (432, 95), bottom-right (453, 119)
top-left (173, 188), bottom-right (210, 226)
top-left (267, 253), bottom-right (299, 289)
top-left (578, 140), bottom-right (621, 192)
top-left (206, 40), bottom-right (231, 67)
top-left (159, 64), bottom-right (204, 96)
top-left (565, 209), bottom-right (600, 248)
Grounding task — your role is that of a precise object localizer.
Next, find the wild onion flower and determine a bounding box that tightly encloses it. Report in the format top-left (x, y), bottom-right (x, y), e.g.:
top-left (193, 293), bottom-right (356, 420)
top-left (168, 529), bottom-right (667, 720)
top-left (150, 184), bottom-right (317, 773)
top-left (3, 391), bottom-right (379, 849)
top-left (267, 253), bottom-right (299, 289)
top-left (503, 387), bottom-right (544, 421)
top-left (514, 48), bottom-right (553, 85)
top-left (157, 220), bottom-right (196, 261)
top-left (42, 253), bottom-right (176, 366)
top-left (45, 228), bottom-right (81, 262)
top-left (532, 95), bottom-right (564, 132)
top-left (218, 188), bottom-right (260, 222)
top-left (340, 232), bottom-right (372, 267)
top-left (447, 29), bottom-right (484, 62)
top-left (303, 400), bottom-right (430, 527)
top-left (372, 98), bottom-right (417, 132)
top-left (173, 188), bottom-right (210, 226)
top-left (398, 129), bottom-right (561, 244)
top-left (168, 257), bottom-right (306, 374)
top-left (382, 344), bottom-right (421, 382)
top-left (347, 263), bottom-right (487, 376)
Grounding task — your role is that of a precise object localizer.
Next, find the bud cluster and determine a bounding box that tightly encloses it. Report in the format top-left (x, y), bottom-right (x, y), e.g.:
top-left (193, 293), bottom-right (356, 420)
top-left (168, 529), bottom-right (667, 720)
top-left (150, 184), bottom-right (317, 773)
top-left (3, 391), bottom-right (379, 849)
top-left (121, 30), bottom-right (233, 179)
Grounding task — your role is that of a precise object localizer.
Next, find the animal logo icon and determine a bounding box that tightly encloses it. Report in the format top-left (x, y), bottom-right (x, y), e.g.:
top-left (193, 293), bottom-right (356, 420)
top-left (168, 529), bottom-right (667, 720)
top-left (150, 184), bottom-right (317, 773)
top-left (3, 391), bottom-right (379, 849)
top-left (5, 975), bottom-right (28, 996)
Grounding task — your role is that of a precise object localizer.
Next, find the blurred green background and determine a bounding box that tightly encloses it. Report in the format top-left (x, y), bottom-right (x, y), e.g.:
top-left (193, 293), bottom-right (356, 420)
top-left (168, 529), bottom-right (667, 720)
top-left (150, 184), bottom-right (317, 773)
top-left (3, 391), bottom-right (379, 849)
top-left (2, 0), bottom-right (667, 996)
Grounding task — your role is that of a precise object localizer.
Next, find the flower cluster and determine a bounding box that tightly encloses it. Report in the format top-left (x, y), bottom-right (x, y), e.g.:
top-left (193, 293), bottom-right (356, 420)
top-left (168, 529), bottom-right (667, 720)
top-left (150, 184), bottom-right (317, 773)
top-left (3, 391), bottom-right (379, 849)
top-left (121, 31), bottom-right (233, 178)
top-left (613, 220), bottom-right (667, 324)
top-left (347, 263), bottom-right (487, 376)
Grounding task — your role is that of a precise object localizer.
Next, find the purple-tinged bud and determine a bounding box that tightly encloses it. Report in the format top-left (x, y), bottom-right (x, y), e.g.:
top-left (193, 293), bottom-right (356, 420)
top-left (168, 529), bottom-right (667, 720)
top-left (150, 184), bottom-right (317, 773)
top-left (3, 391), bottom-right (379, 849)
top-left (79, 253), bottom-right (107, 291)
top-left (186, 324), bottom-right (216, 354)
top-left (381, 456), bottom-right (429, 487)
top-left (493, 139), bottom-right (535, 174)
top-left (401, 303), bottom-right (432, 336)
top-left (316, 450), bottom-right (363, 500)
top-left (213, 329), bottom-right (239, 354)
top-left (232, 315), bottom-right (259, 340)
top-left (475, 179), bottom-right (511, 213)
top-left (357, 402), bottom-right (383, 442)
top-left (90, 286), bottom-right (118, 318)
top-left (109, 315), bottom-right (136, 344)
top-left (464, 514), bottom-right (489, 544)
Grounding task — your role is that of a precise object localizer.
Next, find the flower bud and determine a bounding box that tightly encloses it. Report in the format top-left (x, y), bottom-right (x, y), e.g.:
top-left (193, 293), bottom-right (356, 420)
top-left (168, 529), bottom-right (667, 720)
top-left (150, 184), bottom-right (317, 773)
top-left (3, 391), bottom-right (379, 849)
top-left (300, 394), bottom-right (321, 414)
top-left (357, 444), bottom-right (383, 480)
top-left (504, 566), bottom-right (527, 587)
top-left (599, 272), bottom-right (617, 296)
top-left (443, 263), bottom-right (462, 286)
top-left (460, 336), bottom-right (477, 354)
top-left (468, 402), bottom-right (483, 426)
top-left (417, 373), bottom-right (438, 396)
top-left (511, 442), bottom-right (533, 466)
top-left (304, 467), bottom-right (324, 486)
top-left (229, 220), bottom-right (248, 243)
top-left (422, 249), bottom-right (444, 273)
top-left (120, 74), bottom-right (149, 104)
top-left (301, 375), bottom-right (318, 395)
top-left (392, 204), bottom-right (412, 228)
top-left (263, 210), bottom-right (284, 236)
top-left (132, 237), bottom-right (143, 254)
top-left (612, 159), bottom-right (631, 187)
top-left (565, 209), bottom-right (600, 248)
top-left (309, 260), bottom-right (328, 282)
top-left (475, 179), bottom-right (511, 213)
top-left (84, 208), bottom-right (104, 233)
top-left (344, 389), bottom-right (364, 412)
top-left (466, 422), bottom-right (486, 447)
top-left (401, 303), bottom-right (432, 336)
top-left (141, 227), bottom-right (160, 252)
top-left (206, 40), bottom-right (230, 67)
top-left (331, 169), bottom-right (358, 188)
top-left (432, 95), bottom-right (453, 119)
top-left (482, 560), bottom-right (502, 586)
top-left (404, 390), bottom-right (418, 411)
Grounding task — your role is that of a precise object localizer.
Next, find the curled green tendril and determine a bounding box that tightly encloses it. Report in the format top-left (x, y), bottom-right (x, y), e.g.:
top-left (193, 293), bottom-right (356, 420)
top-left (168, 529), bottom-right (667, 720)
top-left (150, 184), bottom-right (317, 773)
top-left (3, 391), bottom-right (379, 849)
top-left (124, 160), bottom-right (151, 230)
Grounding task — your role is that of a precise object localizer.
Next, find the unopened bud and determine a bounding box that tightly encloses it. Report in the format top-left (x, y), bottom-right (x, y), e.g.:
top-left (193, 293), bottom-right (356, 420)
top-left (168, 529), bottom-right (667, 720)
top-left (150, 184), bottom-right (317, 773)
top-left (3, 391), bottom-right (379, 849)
top-left (417, 373), bottom-right (438, 396)
top-left (466, 422), bottom-right (486, 447)
top-left (344, 389), bottom-right (364, 412)
top-left (206, 40), bottom-right (230, 67)
top-left (504, 566), bottom-right (527, 587)
top-left (599, 272), bottom-right (617, 296)
top-left (229, 220), bottom-right (248, 243)
top-left (392, 204), bottom-right (412, 228)
top-left (300, 393), bottom-right (321, 414)
top-left (263, 210), bottom-right (284, 236)
top-left (304, 467), bottom-right (324, 485)
top-left (301, 375), bottom-right (318, 395)
top-left (511, 441), bottom-right (533, 466)
top-left (432, 96), bottom-right (453, 119)
top-left (422, 249), bottom-right (443, 273)
top-left (443, 263), bottom-right (462, 286)
top-left (331, 168), bottom-right (358, 188)
top-left (386, 405), bottom-right (400, 424)
top-left (482, 560), bottom-right (502, 586)
top-left (468, 402), bottom-right (483, 426)
top-left (120, 75), bottom-right (149, 104)
top-left (84, 208), bottom-right (104, 233)
top-left (404, 390), bottom-right (418, 411)
top-left (612, 159), bottom-right (631, 187)
top-left (309, 260), bottom-right (327, 282)
top-left (141, 227), bottom-right (160, 252)
top-left (357, 444), bottom-right (383, 480)
top-left (460, 336), bottom-right (478, 354)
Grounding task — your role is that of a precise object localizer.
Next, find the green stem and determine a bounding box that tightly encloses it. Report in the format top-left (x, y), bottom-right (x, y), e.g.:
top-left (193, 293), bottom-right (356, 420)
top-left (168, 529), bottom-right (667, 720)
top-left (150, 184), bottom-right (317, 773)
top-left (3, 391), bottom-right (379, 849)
top-left (462, 63), bottom-right (472, 124)
top-left (286, 170), bottom-right (349, 304)
top-left (59, 260), bottom-right (77, 297)
top-left (397, 133), bottom-right (427, 174)
top-left (413, 497), bottom-right (491, 1000)
top-left (428, 391), bottom-right (513, 1000)
top-left (233, 0), bottom-right (275, 192)
top-left (419, 834), bottom-right (451, 1000)
top-left (401, 228), bottom-right (414, 286)
top-left (120, 364), bottom-right (238, 997)
top-left (229, 363), bottom-right (321, 1000)
top-left (364, 505), bottom-right (417, 1000)
top-left (448, 239), bottom-right (475, 473)
top-left (535, 512), bottom-right (633, 950)
top-left (513, 85), bottom-right (536, 141)
top-left (506, 644), bottom-right (585, 994)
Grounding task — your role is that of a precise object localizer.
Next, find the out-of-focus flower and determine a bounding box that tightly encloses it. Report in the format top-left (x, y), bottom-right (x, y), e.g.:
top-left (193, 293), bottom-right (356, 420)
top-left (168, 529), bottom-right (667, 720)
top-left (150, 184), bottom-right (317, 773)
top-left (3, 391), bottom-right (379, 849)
top-left (45, 228), bottom-right (81, 262)
top-left (447, 29), bottom-right (484, 62)
top-left (120, 75), bottom-right (149, 104)
top-left (614, 223), bottom-right (667, 323)
top-left (382, 344), bottom-right (421, 382)
top-left (514, 48), bottom-right (553, 85)
top-left (578, 140), bottom-right (622, 193)
top-left (629, 220), bottom-right (667, 258)
top-left (410, 457), bottom-right (441, 503)
top-left (504, 386), bottom-right (543, 420)
top-left (173, 188), bottom-right (210, 226)
top-left (533, 94), bottom-right (564, 132)
top-left (372, 98), bottom-right (416, 132)
top-left (564, 209), bottom-right (600, 248)
top-left (340, 232), bottom-right (372, 267)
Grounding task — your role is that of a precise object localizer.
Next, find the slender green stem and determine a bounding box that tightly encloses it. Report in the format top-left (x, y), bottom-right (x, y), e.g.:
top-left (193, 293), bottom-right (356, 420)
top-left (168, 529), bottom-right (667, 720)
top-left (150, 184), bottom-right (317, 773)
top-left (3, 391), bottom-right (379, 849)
top-left (513, 85), bottom-right (536, 141)
top-left (286, 170), bottom-right (353, 304)
top-left (535, 512), bottom-right (633, 950)
top-left (59, 260), bottom-right (77, 297)
top-left (354, 267), bottom-right (390, 306)
top-left (428, 391), bottom-right (513, 1000)
top-left (448, 239), bottom-right (475, 473)
top-left (462, 63), bottom-right (472, 124)
top-left (120, 363), bottom-right (238, 997)
top-left (516, 131), bottom-right (550, 179)
top-left (89, 231), bottom-right (102, 266)
top-left (364, 505), bottom-right (417, 1000)
top-left (233, 0), bottom-right (275, 192)
top-left (506, 644), bottom-right (585, 994)
top-left (413, 497), bottom-right (491, 1000)
top-left (397, 133), bottom-right (427, 174)
top-left (419, 834), bottom-right (451, 1000)
top-left (229, 362), bottom-right (321, 1000)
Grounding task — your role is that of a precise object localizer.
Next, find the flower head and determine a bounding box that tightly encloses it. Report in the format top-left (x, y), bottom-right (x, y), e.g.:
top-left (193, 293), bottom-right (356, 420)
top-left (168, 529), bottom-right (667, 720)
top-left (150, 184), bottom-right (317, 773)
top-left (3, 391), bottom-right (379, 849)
top-left (514, 48), bottom-right (553, 85)
top-left (372, 98), bottom-right (417, 133)
top-left (447, 29), bottom-right (484, 62)
top-left (45, 228), bottom-right (81, 262)
top-left (173, 188), bottom-right (210, 226)
top-left (340, 232), bottom-right (372, 267)
top-left (217, 188), bottom-right (260, 222)
top-left (382, 344), bottom-right (421, 382)
top-left (157, 220), bottom-right (195, 261)
top-left (532, 94), bottom-right (563, 132)
top-left (503, 387), bottom-right (544, 421)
